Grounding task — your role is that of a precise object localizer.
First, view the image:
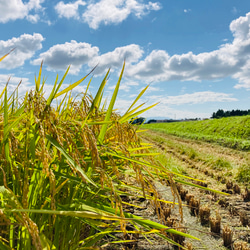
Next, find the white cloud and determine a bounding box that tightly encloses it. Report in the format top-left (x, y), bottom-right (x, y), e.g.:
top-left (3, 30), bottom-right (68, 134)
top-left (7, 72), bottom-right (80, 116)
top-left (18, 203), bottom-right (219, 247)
top-left (108, 84), bottom-right (130, 92)
top-left (32, 40), bottom-right (99, 74)
top-left (125, 50), bottom-right (170, 81)
top-left (26, 14), bottom-right (40, 23)
top-left (126, 47), bottom-right (241, 82)
top-left (0, 0), bottom-right (44, 23)
top-left (33, 42), bottom-right (143, 75)
top-left (0, 33), bottom-right (44, 69)
top-left (18, 11), bottom-right (250, 91)
top-left (233, 60), bottom-right (250, 90)
top-left (108, 79), bottom-right (139, 92)
top-left (111, 90), bottom-right (236, 119)
top-left (112, 95), bottom-right (212, 119)
top-left (113, 97), bottom-right (141, 115)
top-left (141, 91), bottom-right (237, 119)
top-left (55, 0), bottom-right (161, 29)
top-left (83, 0), bottom-right (161, 29)
top-left (146, 85), bottom-right (160, 92)
top-left (229, 12), bottom-right (250, 41)
top-left (231, 7), bottom-right (238, 15)
top-left (184, 9), bottom-right (191, 13)
top-left (159, 92), bottom-right (238, 105)
top-left (55, 0), bottom-right (86, 20)
top-left (89, 44), bottom-right (144, 75)
top-left (0, 74), bottom-right (33, 99)
top-left (123, 12), bottom-right (250, 90)
top-left (143, 103), bottom-right (211, 119)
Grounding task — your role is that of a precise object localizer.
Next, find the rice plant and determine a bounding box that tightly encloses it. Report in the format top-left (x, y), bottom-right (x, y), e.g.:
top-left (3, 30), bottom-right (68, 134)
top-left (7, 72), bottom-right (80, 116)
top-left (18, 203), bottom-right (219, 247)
top-left (0, 51), bottom-right (199, 249)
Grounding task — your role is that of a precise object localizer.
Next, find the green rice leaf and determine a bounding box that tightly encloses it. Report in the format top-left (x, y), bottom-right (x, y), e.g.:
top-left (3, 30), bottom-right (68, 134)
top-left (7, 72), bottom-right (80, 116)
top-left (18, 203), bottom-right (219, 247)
top-left (55, 66), bottom-right (96, 99)
top-left (0, 239), bottom-right (11, 250)
top-left (40, 233), bottom-right (60, 250)
top-left (98, 61), bottom-right (125, 143)
top-left (3, 87), bottom-right (10, 163)
top-left (4, 114), bottom-right (26, 137)
top-left (35, 61), bottom-right (43, 93)
top-left (83, 77), bottom-right (92, 100)
top-left (125, 84), bottom-right (149, 114)
top-left (5, 209), bottom-right (128, 221)
top-left (88, 69), bottom-right (110, 115)
top-left (0, 85), bottom-right (7, 100)
top-left (120, 102), bottom-right (159, 124)
top-left (119, 102), bottom-right (146, 123)
top-left (175, 179), bottom-right (229, 195)
top-left (46, 74), bottom-right (59, 107)
top-left (47, 66), bottom-right (71, 106)
top-left (84, 201), bottom-right (199, 240)
top-left (46, 135), bottom-right (97, 187)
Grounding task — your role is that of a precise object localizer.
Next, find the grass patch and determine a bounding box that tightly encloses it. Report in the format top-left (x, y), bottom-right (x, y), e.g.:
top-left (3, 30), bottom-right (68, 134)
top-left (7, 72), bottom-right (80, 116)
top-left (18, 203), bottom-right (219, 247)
top-left (211, 158), bottom-right (233, 171)
top-left (236, 164), bottom-right (250, 184)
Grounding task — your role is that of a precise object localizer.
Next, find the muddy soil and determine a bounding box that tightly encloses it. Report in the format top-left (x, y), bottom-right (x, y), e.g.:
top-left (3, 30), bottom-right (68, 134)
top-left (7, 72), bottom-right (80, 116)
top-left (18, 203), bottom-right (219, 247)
top-left (134, 130), bottom-right (250, 250)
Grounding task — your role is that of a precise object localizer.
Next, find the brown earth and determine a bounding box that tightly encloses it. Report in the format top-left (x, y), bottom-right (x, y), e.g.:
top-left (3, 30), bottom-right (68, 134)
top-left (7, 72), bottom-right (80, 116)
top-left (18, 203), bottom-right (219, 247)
top-left (133, 129), bottom-right (250, 250)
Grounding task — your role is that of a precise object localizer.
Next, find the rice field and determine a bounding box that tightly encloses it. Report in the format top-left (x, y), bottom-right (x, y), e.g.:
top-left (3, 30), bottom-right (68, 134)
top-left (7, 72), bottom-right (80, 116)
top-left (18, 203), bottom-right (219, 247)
top-left (141, 122), bottom-right (250, 249)
top-left (144, 116), bottom-right (250, 151)
top-left (0, 52), bottom-right (199, 249)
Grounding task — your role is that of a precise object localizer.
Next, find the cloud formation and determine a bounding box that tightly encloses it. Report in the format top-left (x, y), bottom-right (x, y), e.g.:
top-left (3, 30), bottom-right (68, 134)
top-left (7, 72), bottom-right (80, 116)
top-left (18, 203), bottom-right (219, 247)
top-left (32, 40), bottom-right (99, 74)
top-left (112, 95), bottom-right (216, 119)
top-left (140, 91), bottom-right (237, 119)
top-left (0, 33), bottom-right (44, 69)
top-left (160, 91), bottom-right (238, 105)
top-left (4, 11), bottom-right (250, 91)
top-left (88, 44), bottom-right (144, 74)
top-left (143, 104), bottom-right (211, 119)
top-left (0, 74), bottom-right (30, 86)
top-left (31, 11), bottom-right (250, 90)
top-left (55, 0), bottom-right (161, 29)
top-left (33, 42), bottom-right (143, 75)
top-left (0, 0), bottom-right (44, 23)
top-left (55, 0), bottom-right (86, 20)
top-left (124, 12), bottom-right (250, 90)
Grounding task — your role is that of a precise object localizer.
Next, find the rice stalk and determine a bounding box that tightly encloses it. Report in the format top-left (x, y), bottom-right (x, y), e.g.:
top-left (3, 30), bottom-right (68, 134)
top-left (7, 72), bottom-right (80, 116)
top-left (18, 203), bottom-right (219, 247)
top-left (0, 53), bottom-right (199, 249)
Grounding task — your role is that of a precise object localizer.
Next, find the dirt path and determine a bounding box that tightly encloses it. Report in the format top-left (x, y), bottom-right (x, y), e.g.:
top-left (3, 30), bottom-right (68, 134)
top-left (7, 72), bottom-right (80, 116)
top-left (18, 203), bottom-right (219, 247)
top-left (137, 129), bottom-right (250, 249)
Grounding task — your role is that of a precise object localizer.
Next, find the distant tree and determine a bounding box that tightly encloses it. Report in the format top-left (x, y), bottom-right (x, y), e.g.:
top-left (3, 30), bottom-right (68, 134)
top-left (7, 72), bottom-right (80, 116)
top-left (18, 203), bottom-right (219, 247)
top-left (224, 111), bottom-right (230, 117)
top-left (243, 110), bottom-right (248, 116)
top-left (212, 109), bottom-right (225, 118)
top-left (211, 108), bottom-right (250, 118)
top-left (147, 119), bottom-right (157, 124)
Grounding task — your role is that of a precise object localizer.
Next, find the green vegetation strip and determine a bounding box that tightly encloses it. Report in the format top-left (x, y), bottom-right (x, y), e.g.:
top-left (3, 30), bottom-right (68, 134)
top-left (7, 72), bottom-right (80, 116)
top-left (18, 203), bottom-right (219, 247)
top-left (144, 116), bottom-right (250, 151)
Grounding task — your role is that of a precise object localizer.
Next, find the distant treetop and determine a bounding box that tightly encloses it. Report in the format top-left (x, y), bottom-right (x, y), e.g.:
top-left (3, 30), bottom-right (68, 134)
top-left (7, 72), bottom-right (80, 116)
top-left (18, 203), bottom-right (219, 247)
top-left (211, 109), bottom-right (250, 118)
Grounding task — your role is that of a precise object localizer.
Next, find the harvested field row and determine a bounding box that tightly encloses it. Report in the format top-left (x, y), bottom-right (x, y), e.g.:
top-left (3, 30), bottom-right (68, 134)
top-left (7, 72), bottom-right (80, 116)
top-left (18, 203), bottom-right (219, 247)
top-left (139, 129), bottom-right (250, 249)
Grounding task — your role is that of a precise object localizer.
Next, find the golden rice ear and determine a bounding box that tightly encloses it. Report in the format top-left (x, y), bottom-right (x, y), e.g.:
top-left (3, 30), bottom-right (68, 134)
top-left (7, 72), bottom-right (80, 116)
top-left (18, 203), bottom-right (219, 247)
top-left (0, 61), bottom-right (201, 249)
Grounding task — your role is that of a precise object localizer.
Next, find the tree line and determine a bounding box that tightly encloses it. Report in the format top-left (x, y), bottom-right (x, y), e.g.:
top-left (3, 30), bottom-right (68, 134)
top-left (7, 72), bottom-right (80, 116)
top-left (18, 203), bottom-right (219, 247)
top-left (211, 109), bottom-right (250, 118)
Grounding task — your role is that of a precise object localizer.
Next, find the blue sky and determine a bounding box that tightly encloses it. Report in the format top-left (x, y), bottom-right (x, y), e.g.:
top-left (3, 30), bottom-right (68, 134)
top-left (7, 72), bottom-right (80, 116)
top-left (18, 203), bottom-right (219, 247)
top-left (1, 0), bottom-right (250, 119)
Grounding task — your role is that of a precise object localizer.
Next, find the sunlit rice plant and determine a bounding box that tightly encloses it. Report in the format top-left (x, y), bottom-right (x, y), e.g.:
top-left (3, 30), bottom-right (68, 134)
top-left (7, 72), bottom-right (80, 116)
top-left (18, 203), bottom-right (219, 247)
top-left (0, 51), bottom-right (200, 249)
